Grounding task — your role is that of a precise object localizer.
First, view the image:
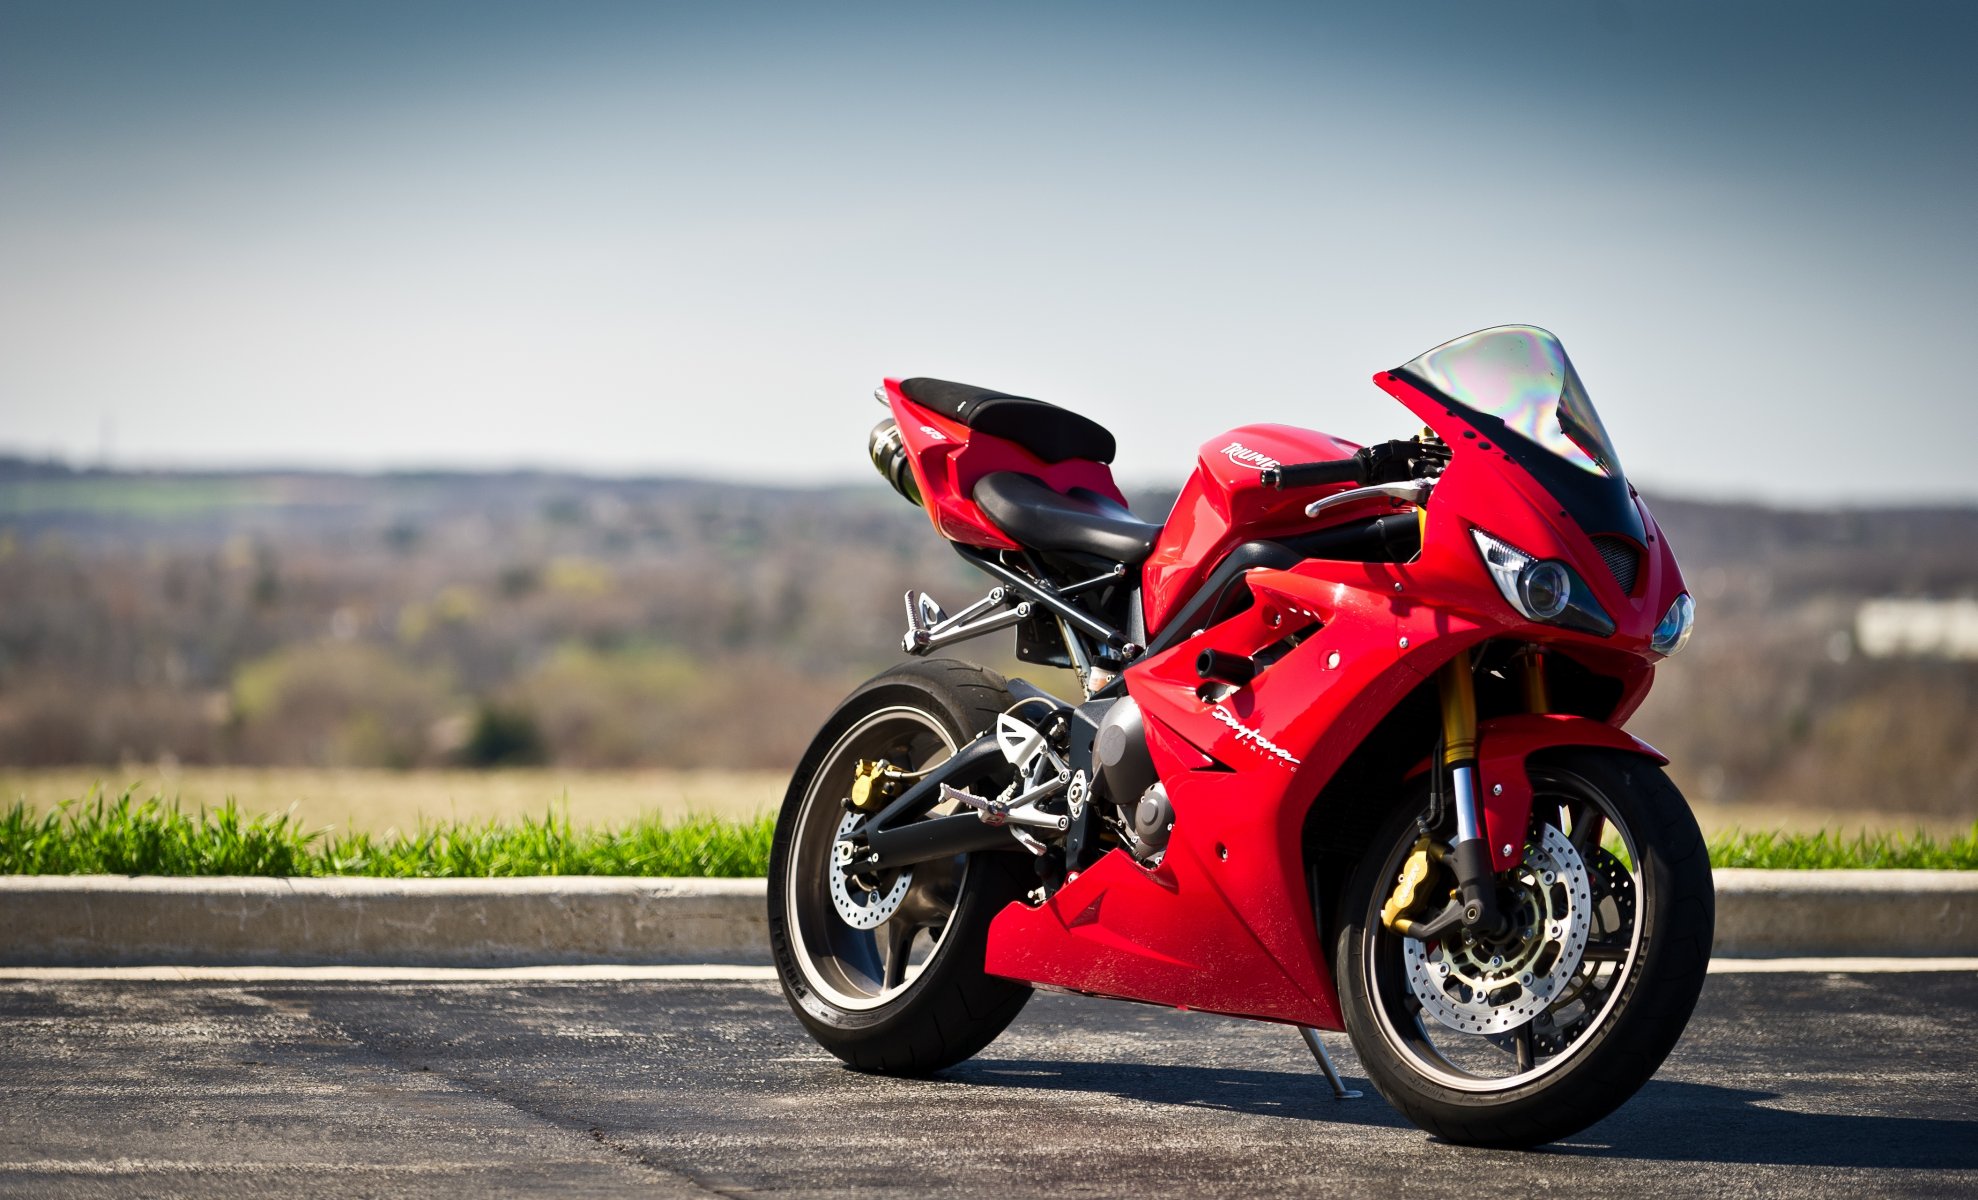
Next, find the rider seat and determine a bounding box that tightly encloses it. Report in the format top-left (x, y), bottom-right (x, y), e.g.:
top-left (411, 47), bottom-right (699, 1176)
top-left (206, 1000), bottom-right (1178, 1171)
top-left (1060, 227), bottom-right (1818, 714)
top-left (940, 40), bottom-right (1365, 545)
top-left (900, 378), bottom-right (1117, 464)
top-left (972, 472), bottom-right (1162, 565)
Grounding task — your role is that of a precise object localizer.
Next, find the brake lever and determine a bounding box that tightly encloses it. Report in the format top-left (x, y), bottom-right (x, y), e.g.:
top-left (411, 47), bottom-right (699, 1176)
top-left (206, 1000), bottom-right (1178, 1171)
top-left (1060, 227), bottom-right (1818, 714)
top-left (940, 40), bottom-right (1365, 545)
top-left (1304, 478), bottom-right (1435, 519)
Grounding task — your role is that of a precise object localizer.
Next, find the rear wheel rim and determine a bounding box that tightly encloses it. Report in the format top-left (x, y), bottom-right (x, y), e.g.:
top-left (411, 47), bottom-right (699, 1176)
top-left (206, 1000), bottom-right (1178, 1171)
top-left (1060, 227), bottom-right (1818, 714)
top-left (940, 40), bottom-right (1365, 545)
top-left (1362, 767), bottom-right (1647, 1092)
top-left (785, 705), bottom-right (972, 1012)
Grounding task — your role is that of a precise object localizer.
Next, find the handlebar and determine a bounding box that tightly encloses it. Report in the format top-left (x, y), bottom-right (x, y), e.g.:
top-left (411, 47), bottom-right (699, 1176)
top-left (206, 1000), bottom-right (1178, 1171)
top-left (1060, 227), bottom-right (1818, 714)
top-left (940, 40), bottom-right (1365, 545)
top-left (1262, 438), bottom-right (1450, 491)
top-left (1259, 459), bottom-right (1362, 490)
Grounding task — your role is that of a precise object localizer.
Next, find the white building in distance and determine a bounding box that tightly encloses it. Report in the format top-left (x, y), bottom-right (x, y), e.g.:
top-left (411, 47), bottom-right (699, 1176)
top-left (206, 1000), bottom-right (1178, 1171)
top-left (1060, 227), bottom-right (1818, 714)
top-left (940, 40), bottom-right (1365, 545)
top-left (1855, 599), bottom-right (1978, 661)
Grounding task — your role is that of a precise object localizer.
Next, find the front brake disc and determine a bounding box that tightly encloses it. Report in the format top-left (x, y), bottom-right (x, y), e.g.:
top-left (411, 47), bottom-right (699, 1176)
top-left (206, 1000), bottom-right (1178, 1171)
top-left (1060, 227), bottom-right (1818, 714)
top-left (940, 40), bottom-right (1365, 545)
top-left (1400, 822), bottom-right (1593, 1035)
top-left (1528, 844), bottom-right (1637, 1054)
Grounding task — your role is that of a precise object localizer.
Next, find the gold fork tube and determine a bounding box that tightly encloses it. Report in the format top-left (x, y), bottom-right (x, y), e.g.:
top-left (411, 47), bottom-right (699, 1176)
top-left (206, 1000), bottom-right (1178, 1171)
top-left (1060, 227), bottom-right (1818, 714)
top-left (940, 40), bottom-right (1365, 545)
top-left (1520, 648), bottom-right (1551, 715)
top-left (1437, 651), bottom-right (1477, 766)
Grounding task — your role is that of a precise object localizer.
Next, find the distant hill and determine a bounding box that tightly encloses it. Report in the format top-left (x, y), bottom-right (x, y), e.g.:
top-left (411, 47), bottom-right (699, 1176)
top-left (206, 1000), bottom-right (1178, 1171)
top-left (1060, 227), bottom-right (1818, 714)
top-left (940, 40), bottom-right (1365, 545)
top-left (0, 457), bottom-right (1972, 818)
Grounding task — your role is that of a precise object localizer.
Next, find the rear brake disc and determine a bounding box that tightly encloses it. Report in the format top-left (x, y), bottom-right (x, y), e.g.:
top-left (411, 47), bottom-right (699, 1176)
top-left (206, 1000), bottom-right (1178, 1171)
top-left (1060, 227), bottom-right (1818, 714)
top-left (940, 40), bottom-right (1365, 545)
top-left (829, 811), bottom-right (913, 930)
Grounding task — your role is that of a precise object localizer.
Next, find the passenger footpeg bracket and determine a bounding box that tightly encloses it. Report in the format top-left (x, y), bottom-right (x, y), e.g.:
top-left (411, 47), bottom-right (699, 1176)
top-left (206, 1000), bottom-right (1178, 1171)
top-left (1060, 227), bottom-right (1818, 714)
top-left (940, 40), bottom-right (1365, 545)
top-left (940, 780), bottom-right (1069, 833)
top-left (902, 588), bottom-right (1032, 656)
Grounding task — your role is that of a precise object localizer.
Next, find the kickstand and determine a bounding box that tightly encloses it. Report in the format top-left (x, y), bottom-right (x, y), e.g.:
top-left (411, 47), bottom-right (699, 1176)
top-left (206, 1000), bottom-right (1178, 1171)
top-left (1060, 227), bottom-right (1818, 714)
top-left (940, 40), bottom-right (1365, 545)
top-left (1298, 1027), bottom-right (1364, 1100)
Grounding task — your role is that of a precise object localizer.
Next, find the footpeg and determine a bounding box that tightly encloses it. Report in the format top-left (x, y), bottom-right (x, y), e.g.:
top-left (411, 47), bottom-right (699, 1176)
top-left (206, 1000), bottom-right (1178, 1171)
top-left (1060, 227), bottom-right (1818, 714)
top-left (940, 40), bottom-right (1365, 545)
top-left (941, 781), bottom-right (1070, 832)
top-left (943, 781), bottom-right (1008, 826)
top-left (901, 588), bottom-right (1032, 656)
top-left (902, 591), bottom-right (946, 653)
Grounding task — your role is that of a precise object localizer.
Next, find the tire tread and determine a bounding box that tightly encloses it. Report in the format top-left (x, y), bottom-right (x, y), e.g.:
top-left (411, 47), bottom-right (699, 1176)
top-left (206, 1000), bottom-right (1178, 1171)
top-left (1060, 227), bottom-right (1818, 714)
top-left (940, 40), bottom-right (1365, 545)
top-left (768, 658), bottom-right (1034, 1077)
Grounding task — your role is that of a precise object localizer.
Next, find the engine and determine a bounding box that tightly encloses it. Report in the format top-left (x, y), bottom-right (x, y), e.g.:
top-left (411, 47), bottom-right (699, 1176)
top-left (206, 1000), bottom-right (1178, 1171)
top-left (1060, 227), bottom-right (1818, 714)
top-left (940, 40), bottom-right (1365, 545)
top-left (1095, 697), bottom-right (1170, 863)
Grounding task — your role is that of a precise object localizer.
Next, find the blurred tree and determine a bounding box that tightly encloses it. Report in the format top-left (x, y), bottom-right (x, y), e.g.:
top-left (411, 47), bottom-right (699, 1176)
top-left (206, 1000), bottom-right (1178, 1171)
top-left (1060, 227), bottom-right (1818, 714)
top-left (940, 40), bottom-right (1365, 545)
top-left (229, 643), bottom-right (456, 767)
top-left (460, 702), bottom-right (547, 767)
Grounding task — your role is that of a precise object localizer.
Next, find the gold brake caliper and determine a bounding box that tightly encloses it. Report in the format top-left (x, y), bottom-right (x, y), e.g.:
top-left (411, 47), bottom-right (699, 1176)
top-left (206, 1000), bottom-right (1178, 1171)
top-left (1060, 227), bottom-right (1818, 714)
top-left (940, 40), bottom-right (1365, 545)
top-left (1381, 835), bottom-right (1442, 931)
top-left (848, 759), bottom-right (908, 814)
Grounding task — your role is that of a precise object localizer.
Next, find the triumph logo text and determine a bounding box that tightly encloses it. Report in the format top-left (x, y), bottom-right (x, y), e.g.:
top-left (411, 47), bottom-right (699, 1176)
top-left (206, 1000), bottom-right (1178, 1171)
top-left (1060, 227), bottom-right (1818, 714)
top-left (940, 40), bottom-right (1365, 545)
top-left (1221, 442), bottom-right (1280, 472)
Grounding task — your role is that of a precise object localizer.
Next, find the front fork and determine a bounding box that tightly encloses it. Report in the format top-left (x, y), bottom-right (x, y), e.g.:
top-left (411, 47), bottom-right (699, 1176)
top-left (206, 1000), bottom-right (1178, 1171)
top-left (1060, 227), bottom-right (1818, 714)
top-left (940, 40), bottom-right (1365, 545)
top-left (1389, 648), bottom-right (1549, 940)
top-left (1438, 651), bottom-right (1506, 936)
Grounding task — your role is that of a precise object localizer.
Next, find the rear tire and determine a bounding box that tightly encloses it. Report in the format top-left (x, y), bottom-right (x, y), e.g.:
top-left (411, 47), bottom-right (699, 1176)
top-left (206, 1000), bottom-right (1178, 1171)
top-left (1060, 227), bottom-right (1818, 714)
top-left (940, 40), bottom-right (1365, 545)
top-left (768, 658), bottom-right (1033, 1075)
top-left (1335, 748), bottom-right (1713, 1147)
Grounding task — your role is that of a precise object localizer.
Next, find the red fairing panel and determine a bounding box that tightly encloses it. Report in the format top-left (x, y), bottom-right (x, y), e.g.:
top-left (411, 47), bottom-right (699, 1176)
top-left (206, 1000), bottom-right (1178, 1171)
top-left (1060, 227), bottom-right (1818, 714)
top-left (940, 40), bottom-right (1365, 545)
top-left (988, 555), bottom-right (1465, 1031)
top-left (983, 577), bottom-right (1666, 1025)
top-left (882, 378), bottom-right (1128, 550)
top-left (1140, 424), bottom-right (1364, 637)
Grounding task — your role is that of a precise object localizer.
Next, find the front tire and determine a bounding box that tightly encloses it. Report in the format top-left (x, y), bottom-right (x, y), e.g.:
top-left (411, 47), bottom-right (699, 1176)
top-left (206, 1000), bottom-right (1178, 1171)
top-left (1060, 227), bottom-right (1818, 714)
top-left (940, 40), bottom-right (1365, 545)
top-left (1335, 748), bottom-right (1714, 1147)
top-left (768, 658), bottom-right (1033, 1075)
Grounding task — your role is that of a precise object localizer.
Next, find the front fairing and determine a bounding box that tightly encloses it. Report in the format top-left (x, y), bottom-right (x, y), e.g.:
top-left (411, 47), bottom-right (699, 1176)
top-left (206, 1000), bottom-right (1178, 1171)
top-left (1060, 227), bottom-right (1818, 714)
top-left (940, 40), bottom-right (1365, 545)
top-left (1375, 364), bottom-right (1684, 658)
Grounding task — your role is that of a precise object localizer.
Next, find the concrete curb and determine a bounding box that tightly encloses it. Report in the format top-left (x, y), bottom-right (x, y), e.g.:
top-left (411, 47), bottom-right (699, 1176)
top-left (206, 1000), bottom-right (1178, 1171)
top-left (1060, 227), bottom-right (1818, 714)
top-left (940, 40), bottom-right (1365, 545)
top-left (1, 869), bottom-right (1973, 966)
top-left (0, 876), bottom-right (769, 967)
top-left (1712, 869), bottom-right (1977, 957)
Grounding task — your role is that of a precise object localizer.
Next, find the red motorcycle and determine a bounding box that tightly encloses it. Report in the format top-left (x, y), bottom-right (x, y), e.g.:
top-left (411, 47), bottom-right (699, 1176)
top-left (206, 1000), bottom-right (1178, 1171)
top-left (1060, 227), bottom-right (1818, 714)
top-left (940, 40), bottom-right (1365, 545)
top-left (768, 325), bottom-right (1710, 1147)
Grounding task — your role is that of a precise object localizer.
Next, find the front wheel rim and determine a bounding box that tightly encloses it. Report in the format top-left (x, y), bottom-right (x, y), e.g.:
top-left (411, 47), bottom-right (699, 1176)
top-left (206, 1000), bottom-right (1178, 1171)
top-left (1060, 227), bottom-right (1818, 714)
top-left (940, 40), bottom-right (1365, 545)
top-left (1363, 767), bottom-right (1648, 1092)
top-left (785, 705), bottom-right (973, 1012)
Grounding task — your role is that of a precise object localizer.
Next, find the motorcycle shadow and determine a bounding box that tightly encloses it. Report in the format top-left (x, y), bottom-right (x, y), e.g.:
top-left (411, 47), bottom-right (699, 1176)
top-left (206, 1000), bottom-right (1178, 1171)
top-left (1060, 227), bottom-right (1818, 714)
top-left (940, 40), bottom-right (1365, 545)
top-left (945, 1057), bottom-right (1410, 1129)
top-left (944, 1061), bottom-right (1978, 1168)
top-left (1545, 1078), bottom-right (1978, 1170)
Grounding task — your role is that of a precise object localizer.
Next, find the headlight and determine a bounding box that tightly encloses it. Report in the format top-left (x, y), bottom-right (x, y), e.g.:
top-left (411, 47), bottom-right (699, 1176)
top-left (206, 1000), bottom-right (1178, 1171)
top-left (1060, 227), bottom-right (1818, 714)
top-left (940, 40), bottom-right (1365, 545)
top-left (1651, 592), bottom-right (1695, 656)
top-left (1517, 560), bottom-right (1571, 621)
top-left (1471, 528), bottom-right (1616, 637)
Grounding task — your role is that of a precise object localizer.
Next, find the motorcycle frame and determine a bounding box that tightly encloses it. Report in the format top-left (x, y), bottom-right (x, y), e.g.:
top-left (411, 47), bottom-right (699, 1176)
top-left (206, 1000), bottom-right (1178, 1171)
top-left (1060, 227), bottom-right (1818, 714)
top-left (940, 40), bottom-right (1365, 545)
top-left (878, 370), bottom-right (1687, 1032)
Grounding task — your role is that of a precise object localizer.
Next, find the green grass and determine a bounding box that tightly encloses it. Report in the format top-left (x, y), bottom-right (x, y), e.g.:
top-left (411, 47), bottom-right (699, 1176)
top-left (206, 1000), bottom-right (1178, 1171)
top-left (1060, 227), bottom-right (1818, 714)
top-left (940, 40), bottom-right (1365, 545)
top-left (0, 791), bottom-right (774, 878)
top-left (1707, 825), bottom-right (1978, 870)
top-left (3, 790), bottom-right (1974, 876)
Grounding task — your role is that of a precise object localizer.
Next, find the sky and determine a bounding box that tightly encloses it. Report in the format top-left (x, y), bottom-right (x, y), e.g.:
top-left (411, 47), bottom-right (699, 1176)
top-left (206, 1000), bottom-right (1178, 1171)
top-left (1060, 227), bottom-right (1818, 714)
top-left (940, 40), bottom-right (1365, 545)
top-left (1, 0), bottom-right (1974, 504)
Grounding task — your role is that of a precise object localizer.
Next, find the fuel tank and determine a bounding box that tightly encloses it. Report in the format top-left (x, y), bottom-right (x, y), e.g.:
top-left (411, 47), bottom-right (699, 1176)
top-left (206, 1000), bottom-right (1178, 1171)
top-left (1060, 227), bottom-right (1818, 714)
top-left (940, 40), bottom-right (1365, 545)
top-left (1141, 424), bottom-right (1363, 638)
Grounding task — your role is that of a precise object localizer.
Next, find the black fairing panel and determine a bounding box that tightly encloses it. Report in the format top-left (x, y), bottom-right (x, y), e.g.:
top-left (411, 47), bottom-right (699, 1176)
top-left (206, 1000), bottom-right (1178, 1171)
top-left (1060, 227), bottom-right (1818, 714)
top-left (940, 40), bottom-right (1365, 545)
top-left (1143, 513), bottom-right (1422, 655)
top-left (1393, 367), bottom-right (1647, 544)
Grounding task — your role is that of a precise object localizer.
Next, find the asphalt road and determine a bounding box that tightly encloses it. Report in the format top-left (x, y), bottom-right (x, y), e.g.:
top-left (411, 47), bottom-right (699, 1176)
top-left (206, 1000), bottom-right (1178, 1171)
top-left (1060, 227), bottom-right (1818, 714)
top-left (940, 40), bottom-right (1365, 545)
top-left (2, 971), bottom-right (1974, 1198)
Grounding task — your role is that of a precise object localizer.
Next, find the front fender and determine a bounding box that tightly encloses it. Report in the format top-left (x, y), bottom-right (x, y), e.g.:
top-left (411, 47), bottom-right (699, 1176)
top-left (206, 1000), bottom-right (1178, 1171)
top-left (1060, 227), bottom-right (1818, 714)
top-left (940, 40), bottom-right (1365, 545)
top-left (1474, 714), bottom-right (1666, 870)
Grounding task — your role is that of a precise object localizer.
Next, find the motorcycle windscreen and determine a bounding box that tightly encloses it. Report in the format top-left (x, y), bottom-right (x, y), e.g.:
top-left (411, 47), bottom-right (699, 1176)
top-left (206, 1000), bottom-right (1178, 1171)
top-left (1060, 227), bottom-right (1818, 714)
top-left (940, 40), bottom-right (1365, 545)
top-left (1392, 325), bottom-right (1646, 543)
